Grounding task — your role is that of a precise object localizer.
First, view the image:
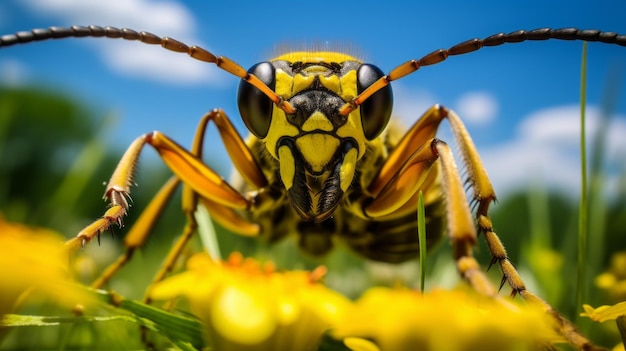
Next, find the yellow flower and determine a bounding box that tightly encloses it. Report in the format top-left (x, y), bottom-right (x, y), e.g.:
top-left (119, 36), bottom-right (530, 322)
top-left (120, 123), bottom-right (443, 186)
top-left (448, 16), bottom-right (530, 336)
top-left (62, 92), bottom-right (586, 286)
top-left (149, 252), bottom-right (351, 351)
top-left (0, 217), bottom-right (85, 315)
top-left (333, 286), bottom-right (561, 351)
top-left (581, 303), bottom-right (626, 351)
top-left (596, 251), bottom-right (626, 303)
top-left (149, 251), bottom-right (564, 351)
top-left (581, 302), bottom-right (626, 323)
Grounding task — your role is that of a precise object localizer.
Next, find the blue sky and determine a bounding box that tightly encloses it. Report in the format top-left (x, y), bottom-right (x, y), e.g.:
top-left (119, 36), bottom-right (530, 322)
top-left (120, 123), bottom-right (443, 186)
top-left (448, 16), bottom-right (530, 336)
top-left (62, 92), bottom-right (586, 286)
top-left (1, 0), bottom-right (626, 197)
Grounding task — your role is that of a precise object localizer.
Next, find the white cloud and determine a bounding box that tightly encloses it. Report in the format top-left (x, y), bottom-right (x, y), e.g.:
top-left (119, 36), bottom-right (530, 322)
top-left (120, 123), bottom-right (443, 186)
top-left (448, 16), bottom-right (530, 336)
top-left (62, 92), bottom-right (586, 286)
top-left (391, 83), bottom-right (438, 127)
top-left (0, 59), bottom-right (29, 85)
top-left (454, 91), bottom-right (498, 125)
top-left (22, 0), bottom-right (194, 37)
top-left (19, 0), bottom-right (221, 85)
top-left (482, 105), bottom-right (626, 197)
top-left (101, 41), bottom-right (216, 85)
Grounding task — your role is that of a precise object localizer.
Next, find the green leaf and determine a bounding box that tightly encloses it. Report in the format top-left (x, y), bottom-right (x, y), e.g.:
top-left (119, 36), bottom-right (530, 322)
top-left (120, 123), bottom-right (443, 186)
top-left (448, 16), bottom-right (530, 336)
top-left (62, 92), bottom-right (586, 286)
top-left (90, 289), bottom-right (205, 349)
top-left (0, 314), bottom-right (136, 327)
top-left (2, 287), bottom-right (206, 350)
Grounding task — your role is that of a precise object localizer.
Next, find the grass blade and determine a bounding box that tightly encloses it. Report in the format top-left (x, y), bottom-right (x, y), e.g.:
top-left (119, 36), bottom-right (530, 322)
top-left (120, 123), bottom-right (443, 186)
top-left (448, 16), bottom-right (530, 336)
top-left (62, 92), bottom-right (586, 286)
top-left (418, 191), bottom-right (427, 293)
top-left (576, 41), bottom-right (589, 314)
top-left (0, 314), bottom-right (137, 327)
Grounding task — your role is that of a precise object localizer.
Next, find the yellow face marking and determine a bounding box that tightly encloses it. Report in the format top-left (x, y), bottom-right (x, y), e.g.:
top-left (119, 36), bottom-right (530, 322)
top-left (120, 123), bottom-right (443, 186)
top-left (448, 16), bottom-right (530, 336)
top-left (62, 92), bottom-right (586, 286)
top-left (336, 70), bottom-right (358, 101)
top-left (277, 145), bottom-right (295, 190)
top-left (292, 74), bottom-right (316, 94)
top-left (295, 134), bottom-right (340, 173)
top-left (264, 52), bottom-right (367, 163)
top-left (336, 109), bottom-right (367, 158)
top-left (262, 106), bottom-right (299, 159)
top-left (272, 51), bottom-right (360, 63)
top-left (275, 70), bottom-right (295, 97)
top-left (339, 147), bottom-right (358, 193)
top-left (272, 53), bottom-right (358, 101)
top-left (276, 69), bottom-right (356, 100)
top-left (301, 111), bottom-right (334, 132)
top-left (319, 74), bottom-right (340, 92)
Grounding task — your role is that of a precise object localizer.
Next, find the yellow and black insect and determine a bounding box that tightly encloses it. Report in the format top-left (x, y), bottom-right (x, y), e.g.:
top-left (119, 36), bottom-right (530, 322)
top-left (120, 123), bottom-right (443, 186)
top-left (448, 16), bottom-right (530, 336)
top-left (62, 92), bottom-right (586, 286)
top-left (2, 26), bottom-right (625, 350)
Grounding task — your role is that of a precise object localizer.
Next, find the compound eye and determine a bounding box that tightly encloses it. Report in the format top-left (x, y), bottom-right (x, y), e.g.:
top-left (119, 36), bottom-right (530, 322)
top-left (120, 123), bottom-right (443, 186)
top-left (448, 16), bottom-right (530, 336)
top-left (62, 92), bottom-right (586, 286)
top-left (357, 63), bottom-right (393, 140)
top-left (237, 61), bottom-right (276, 138)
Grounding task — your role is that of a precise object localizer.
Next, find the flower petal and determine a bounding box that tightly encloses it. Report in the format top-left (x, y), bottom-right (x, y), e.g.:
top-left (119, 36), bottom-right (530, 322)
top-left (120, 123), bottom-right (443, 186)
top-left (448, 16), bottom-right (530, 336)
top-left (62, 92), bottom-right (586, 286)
top-left (581, 302), bottom-right (626, 323)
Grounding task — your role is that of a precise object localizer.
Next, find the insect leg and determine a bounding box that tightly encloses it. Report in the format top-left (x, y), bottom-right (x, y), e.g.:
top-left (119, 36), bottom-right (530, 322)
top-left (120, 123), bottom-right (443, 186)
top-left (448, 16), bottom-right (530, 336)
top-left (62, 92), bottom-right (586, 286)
top-left (362, 105), bottom-right (469, 218)
top-left (181, 108), bottom-right (263, 237)
top-left (87, 108), bottom-right (262, 288)
top-left (66, 136), bottom-right (167, 253)
top-left (360, 138), bottom-right (441, 219)
top-left (144, 109), bottom-right (264, 301)
top-left (431, 140), bottom-right (499, 297)
top-left (361, 105), bottom-right (597, 349)
top-left (68, 109), bottom-right (262, 272)
top-left (90, 176), bottom-right (181, 289)
top-left (365, 104), bottom-right (503, 290)
top-left (443, 108), bottom-right (598, 350)
top-left (363, 135), bottom-right (500, 297)
top-left (368, 105), bottom-right (453, 198)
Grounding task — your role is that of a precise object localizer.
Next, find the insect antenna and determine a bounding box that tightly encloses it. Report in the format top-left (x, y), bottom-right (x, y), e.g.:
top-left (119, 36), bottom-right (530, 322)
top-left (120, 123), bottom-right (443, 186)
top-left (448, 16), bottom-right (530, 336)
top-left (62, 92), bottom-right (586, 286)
top-left (339, 28), bottom-right (626, 115)
top-left (0, 25), bottom-right (296, 113)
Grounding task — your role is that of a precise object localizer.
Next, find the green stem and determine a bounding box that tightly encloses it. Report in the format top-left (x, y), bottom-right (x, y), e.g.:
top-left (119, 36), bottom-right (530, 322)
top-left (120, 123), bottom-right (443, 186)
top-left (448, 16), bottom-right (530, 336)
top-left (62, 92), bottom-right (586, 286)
top-left (576, 41), bottom-right (589, 315)
top-left (418, 191), bottom-right (426, 293)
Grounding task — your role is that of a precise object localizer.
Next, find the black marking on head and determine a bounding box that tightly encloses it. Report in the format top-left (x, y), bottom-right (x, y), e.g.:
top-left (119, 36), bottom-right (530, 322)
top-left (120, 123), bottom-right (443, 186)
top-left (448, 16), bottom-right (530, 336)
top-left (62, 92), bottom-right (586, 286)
top-left (287, 82), bottom-right (347, 130)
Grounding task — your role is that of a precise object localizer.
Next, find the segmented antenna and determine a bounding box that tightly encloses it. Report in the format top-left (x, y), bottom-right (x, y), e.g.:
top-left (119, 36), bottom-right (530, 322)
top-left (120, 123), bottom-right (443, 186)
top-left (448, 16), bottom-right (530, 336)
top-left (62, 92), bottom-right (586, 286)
top-left (0, 25), bottom-right (220, 62)
top-left (0, 25), bottom-right (297, 113)
top-left (339, 27), bottom-right (626, 115)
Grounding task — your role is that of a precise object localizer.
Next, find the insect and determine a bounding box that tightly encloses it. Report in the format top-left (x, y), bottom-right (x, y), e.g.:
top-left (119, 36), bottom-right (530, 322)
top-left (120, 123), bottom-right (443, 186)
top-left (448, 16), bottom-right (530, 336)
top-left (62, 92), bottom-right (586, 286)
top-left (2, 25), bottom-right (624, 350)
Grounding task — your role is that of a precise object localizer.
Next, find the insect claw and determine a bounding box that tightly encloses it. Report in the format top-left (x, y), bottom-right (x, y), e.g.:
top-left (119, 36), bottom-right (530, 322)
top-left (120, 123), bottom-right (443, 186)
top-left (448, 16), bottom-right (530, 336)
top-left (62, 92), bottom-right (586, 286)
top-left (498, 275), bottom-right (507, 292)
top-left (126, 192), bottom-right (135, 206)
top-left (81, 238), bottom-right (86, 250)
top-left (470, 200), bottom-right (479, 213)
top-left (487, 256), bottom-right (498, 271)
top-left (97, 232), bottom-right (101, 246)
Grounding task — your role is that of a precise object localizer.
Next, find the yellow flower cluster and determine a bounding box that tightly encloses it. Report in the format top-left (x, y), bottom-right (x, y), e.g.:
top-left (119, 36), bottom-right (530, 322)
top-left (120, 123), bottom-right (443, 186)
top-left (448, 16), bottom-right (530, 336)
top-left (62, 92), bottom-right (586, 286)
top-left (581, 251), bottom-right (626, 351)
top-left (334, 286), bottom-right (560, 351)
top-left (149, 252), bottom-right (351, 351)
top-left (151, 252), bottom-right (560, 351)
top-left (581, 302), bottom-right (626, 323)
top-left (596, 251), bottom-right (626, 303)
top-left (0, 217), bottom-right (85, 315)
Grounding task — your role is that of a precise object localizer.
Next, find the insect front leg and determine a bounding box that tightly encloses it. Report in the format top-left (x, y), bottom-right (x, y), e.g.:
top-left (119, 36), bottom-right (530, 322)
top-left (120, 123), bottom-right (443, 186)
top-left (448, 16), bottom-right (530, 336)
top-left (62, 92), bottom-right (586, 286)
top-left (144, 108), bottom-right (266, 299)
top-left (69, 109), bottom-right (265, 291)
top-left (64, 130), bottom-right (249, 253)
top-left (90, 176), bottom-right (181, 289)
